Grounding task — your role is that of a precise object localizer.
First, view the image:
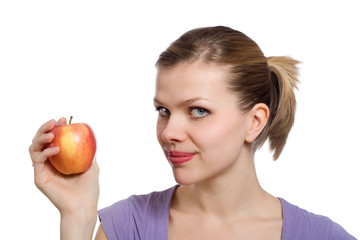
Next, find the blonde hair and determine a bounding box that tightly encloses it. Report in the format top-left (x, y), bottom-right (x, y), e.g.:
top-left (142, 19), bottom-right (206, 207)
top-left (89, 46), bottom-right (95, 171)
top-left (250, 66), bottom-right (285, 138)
top-left (259, 56), bottom-right (300, 159)
top-left (156, 26), bottom-right (300, 160)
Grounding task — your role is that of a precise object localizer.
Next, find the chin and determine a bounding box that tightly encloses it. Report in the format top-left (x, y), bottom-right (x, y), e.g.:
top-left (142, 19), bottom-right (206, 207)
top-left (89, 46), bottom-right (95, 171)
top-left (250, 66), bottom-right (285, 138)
top-left (172, 168), bottom-right (202, 186)
top-left (173, 177), bottom-right (193, 186)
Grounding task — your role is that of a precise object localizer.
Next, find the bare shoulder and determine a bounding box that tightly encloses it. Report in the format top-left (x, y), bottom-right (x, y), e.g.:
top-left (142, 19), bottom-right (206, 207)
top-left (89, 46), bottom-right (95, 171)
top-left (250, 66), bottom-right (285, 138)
top-left (94, 224), bottom-right (108, 240)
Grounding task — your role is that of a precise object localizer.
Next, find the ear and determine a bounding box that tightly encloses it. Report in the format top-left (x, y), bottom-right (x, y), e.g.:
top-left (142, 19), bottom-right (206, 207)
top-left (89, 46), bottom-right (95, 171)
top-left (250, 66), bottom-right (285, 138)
top-left (245, 103), bottom-right (270, 143)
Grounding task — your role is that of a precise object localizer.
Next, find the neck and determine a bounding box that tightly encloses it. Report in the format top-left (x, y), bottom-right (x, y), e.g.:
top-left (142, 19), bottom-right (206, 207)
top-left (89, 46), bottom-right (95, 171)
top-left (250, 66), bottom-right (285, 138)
top-left (173, 150), bottom-right (270, 220)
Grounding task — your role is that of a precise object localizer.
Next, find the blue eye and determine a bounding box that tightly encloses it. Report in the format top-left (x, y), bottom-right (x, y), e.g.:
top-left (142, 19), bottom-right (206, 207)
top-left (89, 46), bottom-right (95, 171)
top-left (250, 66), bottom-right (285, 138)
top-left (156, 107), bottom-right (170, 117)
top-left (190, 107), bottom-right (208, 118)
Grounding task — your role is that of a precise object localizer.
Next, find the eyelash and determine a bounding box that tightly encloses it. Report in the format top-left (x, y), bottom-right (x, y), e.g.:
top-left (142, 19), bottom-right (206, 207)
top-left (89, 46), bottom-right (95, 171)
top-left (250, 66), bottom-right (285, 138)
top-left (189, 107), bottom-right (209, 118)
top-left (155, 106), bottom-right (170, 117)
top-left (155, 106), bottom-right (210, 119)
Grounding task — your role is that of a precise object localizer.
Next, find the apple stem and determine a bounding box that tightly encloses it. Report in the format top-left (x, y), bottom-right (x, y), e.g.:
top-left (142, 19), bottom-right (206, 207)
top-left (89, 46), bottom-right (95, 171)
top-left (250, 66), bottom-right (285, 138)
top-left (69, 116), bottom-right (73, 124)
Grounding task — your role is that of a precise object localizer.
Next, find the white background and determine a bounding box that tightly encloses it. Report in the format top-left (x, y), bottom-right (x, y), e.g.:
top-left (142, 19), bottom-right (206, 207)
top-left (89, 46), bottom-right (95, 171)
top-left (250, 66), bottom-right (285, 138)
top-left (1, 0), bottom-right (359, 238)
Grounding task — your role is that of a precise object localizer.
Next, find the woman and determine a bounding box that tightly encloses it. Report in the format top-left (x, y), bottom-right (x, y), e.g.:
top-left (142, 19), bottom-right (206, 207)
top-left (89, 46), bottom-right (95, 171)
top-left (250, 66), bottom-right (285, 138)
top-left (29, 26), bottom-right (355, 239)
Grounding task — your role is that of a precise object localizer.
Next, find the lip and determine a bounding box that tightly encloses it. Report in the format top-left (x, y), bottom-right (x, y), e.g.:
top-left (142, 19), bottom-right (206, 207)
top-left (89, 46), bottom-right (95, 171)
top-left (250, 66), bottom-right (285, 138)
top-left (168, 151), bottom-right (196, 164)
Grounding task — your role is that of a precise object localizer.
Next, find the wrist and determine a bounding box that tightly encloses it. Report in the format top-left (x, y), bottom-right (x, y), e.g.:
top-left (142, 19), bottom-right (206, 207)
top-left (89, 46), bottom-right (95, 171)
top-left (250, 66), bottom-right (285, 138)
top-left (60, 207), bottom-right (98, 240)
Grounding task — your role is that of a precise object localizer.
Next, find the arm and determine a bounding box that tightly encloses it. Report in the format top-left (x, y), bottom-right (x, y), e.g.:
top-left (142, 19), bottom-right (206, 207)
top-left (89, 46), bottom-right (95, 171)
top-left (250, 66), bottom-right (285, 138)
top-left (94, 224), bottom-right (108, 240)
top-left (60, 210), bottom-right (98, 240)
top-left (29, 118), bottom-right (100, 239)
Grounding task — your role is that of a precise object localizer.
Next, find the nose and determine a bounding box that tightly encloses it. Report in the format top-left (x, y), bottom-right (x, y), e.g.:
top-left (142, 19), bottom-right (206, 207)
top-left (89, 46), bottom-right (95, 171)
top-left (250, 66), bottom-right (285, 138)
top-left (159, 114), bottom-right (187, 143)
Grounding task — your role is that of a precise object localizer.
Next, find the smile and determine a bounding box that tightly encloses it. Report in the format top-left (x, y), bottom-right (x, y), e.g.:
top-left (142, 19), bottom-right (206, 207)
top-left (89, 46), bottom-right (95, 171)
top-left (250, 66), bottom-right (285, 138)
top-left (168, 151), bottom-right (196, 164)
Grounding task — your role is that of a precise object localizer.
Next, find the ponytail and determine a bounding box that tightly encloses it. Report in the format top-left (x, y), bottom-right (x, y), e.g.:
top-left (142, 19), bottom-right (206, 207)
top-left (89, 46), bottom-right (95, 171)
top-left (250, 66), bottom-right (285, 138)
top-left (264, 56), bottom-right (300, 160)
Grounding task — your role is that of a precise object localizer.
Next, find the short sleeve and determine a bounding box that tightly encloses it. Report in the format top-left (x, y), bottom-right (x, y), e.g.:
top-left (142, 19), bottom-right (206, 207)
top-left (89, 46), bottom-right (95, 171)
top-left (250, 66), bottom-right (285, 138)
top-left (98, 198), bottom-right (133, 240)
top-left (280, 198), bottom-right (357, 240)
top-left (329, 221), bottom-right (357, 240)
top-left (306, 212), bottom-right (356, 239)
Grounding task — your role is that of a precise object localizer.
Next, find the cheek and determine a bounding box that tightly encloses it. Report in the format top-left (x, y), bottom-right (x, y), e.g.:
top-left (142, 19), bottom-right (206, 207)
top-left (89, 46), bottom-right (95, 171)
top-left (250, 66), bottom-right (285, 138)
top-left (193, 117), bottom-right (247, 158)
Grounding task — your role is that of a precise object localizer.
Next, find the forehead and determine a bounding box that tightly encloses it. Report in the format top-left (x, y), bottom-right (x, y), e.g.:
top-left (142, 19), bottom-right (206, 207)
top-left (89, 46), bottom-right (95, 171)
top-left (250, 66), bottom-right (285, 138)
top-left (155, 62), bottom-right (233, 102)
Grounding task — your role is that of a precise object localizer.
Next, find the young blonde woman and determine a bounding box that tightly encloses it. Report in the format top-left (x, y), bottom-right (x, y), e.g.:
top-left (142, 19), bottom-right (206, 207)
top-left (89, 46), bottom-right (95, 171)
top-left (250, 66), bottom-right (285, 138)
top-left (29, 26), bottom-right (355, 239)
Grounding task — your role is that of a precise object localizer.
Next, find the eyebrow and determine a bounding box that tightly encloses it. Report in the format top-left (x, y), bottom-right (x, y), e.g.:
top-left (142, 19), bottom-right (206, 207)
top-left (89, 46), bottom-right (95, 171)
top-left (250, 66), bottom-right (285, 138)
top-left (153, 97), bottom-right (210, 107)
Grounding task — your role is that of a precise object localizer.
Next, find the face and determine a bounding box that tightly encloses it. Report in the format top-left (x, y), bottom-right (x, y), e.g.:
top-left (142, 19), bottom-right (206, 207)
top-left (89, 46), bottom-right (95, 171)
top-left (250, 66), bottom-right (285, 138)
top-left (154, 62), bottom-right (253, 185)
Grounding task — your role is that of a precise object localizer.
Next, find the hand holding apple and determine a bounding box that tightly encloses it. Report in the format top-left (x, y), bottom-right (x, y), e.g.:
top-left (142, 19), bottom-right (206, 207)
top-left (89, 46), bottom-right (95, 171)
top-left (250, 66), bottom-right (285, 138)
top-left (48, 116), bottom-right (96, 175)
top-left (29, 117), bottom-right (99, 238)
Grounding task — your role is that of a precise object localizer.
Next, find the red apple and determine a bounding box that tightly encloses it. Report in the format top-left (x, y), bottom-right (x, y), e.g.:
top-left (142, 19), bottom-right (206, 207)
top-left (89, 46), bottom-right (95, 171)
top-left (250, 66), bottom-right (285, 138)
top-left (48, 116), bottom-right (96, 175)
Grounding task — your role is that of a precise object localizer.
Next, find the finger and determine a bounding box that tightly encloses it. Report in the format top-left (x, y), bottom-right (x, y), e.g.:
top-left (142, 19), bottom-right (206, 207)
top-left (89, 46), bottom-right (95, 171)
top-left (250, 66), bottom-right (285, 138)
top-left (57, 117), bottom-right (67, 125)
top-left (32, 146), bottom-right (60, 165)
top-left (32, 119), bottom-right (56, 144)
top-left (34, 160), bottom-right (59, 191)
top-left (30, 132), bottom-right (55, 153)
top-left (38, 119), bottom-right (57, 134)
top-left (91, 158), bottom-right (100, 174)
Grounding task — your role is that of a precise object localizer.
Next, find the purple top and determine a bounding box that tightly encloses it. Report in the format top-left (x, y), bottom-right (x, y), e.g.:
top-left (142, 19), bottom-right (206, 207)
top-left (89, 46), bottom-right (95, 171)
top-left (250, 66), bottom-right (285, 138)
top-left (98, 186), bottom-right (356, 240)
